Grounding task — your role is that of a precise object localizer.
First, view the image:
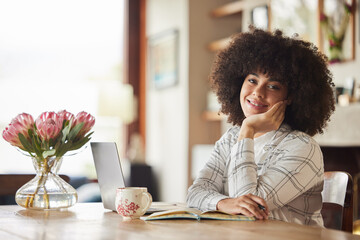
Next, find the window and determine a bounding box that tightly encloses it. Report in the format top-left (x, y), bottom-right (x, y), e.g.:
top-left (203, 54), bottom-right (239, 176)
top-left (270, 0), bottom-right (318, 44)
top-left (0, 0), bottom-right (126, 178)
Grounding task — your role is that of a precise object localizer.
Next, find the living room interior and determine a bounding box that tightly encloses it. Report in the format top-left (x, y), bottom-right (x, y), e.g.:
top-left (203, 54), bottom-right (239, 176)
top-left (1, 0), bottom-right (360, 232)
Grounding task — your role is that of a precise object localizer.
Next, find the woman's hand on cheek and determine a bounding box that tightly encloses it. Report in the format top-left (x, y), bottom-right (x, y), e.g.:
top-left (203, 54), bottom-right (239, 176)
top-left (216, 194), bottom-right (269, 220)
top-left (238, 101), bottom-right (287, 140)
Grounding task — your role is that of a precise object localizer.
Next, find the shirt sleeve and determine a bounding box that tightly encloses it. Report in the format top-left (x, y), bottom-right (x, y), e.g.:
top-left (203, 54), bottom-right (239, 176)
top-left (228, 135), bottom-right (324, 211)
top-left (186, 131), bottom-right (232, 211)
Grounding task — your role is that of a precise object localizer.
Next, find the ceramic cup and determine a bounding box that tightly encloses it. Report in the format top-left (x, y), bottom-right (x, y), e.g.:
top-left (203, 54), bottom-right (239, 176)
top-left (115, 187), bottom-right (152, 219)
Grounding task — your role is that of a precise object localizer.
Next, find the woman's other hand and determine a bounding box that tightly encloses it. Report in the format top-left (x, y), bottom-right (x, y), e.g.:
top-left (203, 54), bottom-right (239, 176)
top-left (216, 193), bottom-right (269, 220)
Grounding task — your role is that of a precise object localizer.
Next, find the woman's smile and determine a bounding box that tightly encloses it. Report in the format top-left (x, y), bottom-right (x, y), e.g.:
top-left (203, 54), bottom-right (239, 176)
top-left (246, 99), bottom-right (268, 108)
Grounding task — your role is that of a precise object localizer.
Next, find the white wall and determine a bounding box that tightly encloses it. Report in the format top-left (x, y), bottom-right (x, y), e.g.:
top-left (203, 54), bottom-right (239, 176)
top-left (145, 0), bottom-right (189, 202)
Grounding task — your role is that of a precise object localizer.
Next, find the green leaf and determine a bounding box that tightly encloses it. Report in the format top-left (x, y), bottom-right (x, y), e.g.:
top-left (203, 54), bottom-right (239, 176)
top-left (28, 128), bottom-right (34, 138)
top-left (56, 141), bottom-right (72, 158)
top-left (54, 139), bottom-right (62, 151)
top-left (69, 135), bottom-right (92, 151)
top-left (61, 119), bottom-right (68, 129)
top-left (32, 134), bottom-right (41, 150)
top-left (61, 123), bottom-right (72, 143)
top-left (31, 134), bottom-right (43, 160)
top-left (84, 131), bottom-right (94, 138)
top-left (68, 123), bottom-right (84, 140)
top-left (43, 149), bottom-right (56, 158)
top-left (18, 133), bottom-right (34, 152)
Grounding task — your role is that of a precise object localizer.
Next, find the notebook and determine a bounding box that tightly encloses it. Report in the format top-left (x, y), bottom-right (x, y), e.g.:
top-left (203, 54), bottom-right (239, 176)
top-left (90, 142), bottom-right (180, 213)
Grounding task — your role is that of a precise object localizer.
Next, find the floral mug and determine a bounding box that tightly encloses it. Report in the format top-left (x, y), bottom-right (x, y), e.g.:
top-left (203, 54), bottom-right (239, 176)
top-left (115, 187), bottom-right (152, 219)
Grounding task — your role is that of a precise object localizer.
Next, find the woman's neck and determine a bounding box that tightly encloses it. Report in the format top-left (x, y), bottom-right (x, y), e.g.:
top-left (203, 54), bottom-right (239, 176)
top-left (254, 132), bottom-right (265, 138)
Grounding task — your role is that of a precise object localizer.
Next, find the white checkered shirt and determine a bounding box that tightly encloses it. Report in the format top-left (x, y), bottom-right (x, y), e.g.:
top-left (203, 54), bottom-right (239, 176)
top-left (187, 124), bottom-right (324, 226)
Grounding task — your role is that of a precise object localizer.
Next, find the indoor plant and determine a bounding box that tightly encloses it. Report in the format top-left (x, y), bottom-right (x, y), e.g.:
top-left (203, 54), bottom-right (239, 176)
top-left (2, 110), bottom-right (95, 210)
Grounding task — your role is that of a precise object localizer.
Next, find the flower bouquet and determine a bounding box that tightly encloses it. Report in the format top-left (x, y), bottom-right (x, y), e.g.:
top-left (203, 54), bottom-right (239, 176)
top-left (2, 110), bottom-right (95, 210)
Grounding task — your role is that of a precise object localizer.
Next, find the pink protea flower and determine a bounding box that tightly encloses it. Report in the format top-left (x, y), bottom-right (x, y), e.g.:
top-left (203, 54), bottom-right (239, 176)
top-left (73, 111), bottom-right (95, 138)
top-left (3, 110), bottom-right (95, 160)
top-left (2, 113), bottom-right (34, 149)
top-left (57, 110), bottom-right (75, 125)
top-left (35, 112), bottom-right (63, 141)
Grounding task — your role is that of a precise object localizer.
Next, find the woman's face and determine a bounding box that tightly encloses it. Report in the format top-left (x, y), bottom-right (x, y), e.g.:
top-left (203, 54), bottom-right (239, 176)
top-left (240, 72), bottom-right (288, 117)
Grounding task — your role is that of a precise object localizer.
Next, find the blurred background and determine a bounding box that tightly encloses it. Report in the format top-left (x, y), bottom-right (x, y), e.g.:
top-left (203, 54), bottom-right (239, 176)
top-left (1, 0), bottom-right (360, 219)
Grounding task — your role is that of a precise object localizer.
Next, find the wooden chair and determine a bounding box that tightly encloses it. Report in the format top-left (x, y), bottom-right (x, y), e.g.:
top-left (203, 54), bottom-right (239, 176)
top-left (0, 174), bottom-right (70, 204)
top-left (321, 171), bottom-right (353, 233)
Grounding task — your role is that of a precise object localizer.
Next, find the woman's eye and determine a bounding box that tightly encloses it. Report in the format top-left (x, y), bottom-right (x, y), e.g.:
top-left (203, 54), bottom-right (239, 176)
top-left (248, 78), bottom-right (257, 84)
top-left (268, 84), bottom-right (280, 90)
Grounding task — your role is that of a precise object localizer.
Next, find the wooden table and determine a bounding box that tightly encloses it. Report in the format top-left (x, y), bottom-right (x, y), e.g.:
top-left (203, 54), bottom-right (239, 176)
top-left (0, 203), bottom-right (359, 240)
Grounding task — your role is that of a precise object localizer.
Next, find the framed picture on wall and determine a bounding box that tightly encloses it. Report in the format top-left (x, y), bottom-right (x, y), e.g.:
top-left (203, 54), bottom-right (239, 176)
top-left (148, 29), bottom-right (179, 90)
top-left (270, 0), bottom-right (355, 64)
top-left (319, 0), bottom-right (355, 63)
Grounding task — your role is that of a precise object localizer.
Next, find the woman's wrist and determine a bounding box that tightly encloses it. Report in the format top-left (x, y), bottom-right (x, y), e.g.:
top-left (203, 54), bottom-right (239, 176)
top-left (216, 198), bottom-right (230, 211)
top-left (238, 125), bottom-right (255, 141)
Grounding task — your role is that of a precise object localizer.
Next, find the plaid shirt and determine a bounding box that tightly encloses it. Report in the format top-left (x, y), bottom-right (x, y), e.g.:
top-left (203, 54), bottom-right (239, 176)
top-left (187, 124), bottom-right (324, 226)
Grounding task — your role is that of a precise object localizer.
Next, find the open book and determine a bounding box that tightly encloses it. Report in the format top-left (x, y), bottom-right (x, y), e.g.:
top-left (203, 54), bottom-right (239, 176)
top-left (144, 207), bottom-right (255, 221)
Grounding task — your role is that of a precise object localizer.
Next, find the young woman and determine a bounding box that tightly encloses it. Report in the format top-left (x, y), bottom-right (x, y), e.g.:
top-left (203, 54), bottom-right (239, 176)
top-left (186, 27), bottom-right (335, 226)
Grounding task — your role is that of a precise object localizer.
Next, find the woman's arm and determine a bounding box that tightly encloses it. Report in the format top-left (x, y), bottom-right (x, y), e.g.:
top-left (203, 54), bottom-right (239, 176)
top-left (227, 131), bottom-right (323, 212)
top-left (187, 129), bottom-right (269, 220)
top-left (186, 131), bottom-right (232, 212)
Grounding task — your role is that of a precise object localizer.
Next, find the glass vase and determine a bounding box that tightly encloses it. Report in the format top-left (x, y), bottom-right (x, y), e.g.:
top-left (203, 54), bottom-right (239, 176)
top-left (15, 156), bottom-right (77, 210)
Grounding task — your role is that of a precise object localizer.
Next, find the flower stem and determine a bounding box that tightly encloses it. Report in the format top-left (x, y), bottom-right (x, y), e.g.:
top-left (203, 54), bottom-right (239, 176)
top-left (43, 186), bottom-right (49, 209)
top-left (25, 157), bottom-right (52, 208)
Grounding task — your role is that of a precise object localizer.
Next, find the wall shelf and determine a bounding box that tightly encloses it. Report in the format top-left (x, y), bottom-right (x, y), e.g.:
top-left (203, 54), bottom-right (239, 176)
top-left (208, 0), bottom-right (270, 53)
top-left (207, 1), bottom-right (245, 52)
top-left (204, 1), bottom-right (245, 123)
top-left (207, 37), bottom-right (231, 52)
top-left (210, 1), bottom-right (244, 18)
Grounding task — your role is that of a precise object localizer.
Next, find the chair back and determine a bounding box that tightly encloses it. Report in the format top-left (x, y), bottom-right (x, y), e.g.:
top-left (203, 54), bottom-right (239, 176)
top-left (321, 171), bottom-right (353, 232)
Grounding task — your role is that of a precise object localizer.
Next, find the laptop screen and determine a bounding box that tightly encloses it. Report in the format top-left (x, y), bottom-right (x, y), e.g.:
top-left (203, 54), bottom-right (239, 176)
top-left (90, 142), bottom-right (126, 211)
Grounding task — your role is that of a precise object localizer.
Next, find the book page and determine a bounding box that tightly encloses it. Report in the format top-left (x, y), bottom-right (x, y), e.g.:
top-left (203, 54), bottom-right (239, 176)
top-left (145, 207), bottom-right (203, 220)
top-left (199, 211), bottom-right (255, 221)
top-left (144, 208), bottom-right (255, 221)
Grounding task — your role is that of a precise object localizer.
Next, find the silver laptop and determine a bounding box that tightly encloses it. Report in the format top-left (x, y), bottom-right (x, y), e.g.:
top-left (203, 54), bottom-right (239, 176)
top-left (90, 142), bottom-right (126, 211)
top-left (91, 141), bottom-right (182, 213)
